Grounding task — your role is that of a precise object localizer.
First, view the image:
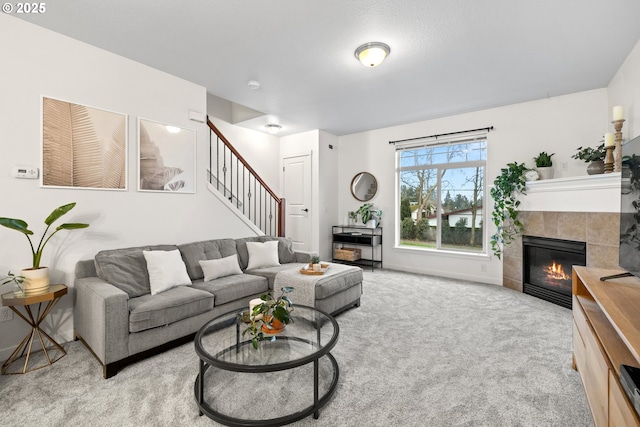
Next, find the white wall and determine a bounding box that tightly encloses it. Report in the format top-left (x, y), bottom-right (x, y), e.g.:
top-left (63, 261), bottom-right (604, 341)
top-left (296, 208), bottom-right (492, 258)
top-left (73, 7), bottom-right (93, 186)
top-left (0, 16), bottom-right (254, 357)
top-left (206, 94), bottom-right (281, 193)
top-left (608, 38), bottom-right (640, 140)
top-left (337, 89), bottom-right (608, 285)
top-left (318, 131), bottom-right (339, 261)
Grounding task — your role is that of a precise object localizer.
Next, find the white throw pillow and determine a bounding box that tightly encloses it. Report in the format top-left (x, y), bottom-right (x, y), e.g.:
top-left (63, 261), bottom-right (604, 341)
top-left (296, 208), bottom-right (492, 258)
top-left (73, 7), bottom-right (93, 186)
top-left (143, 249), bottom-right (192, 295)
top-left (199, 255), bottom-right (243, 281)
top-left (246, 241), bottom-right (280, 270)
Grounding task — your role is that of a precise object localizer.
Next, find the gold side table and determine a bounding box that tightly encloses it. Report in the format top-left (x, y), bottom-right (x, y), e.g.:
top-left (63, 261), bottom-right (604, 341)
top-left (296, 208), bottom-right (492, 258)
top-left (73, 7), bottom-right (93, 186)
top-left (1, 284), bottom-right (67, 374)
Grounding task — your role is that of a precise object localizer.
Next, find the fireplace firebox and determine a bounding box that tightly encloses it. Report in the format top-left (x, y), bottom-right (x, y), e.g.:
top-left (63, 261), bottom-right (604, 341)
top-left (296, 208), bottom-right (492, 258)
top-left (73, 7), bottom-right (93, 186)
top-left (522, 236), bottom-right (586, 309)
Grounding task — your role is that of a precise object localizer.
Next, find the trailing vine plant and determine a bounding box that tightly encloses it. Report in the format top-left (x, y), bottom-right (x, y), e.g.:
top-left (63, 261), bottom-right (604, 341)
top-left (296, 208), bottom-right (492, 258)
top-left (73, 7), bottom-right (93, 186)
top-left (490, 162), bottom-right (528, 259)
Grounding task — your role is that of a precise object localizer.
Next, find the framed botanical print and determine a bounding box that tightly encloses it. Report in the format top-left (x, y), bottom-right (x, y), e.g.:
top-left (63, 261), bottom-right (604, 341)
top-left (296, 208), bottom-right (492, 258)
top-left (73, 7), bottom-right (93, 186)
top-left (138, 118), bottom-right (196, 193)
top-left (42, 96), bottom-right (127, 190)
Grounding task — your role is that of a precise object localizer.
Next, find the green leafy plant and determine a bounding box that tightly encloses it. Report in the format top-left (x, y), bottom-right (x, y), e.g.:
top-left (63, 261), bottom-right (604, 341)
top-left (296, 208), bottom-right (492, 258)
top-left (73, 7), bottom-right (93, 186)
top-left (357, 203), bottom-right (382, 225)
top-left (310, 255), bottom-right (320, 265)
top-left (243, 287), bottom-right (294, 349)
top-left (0, 202), bottom-right (90, 269)
top-left (490, 162), bottom-right (528, 259)
top-left (571, 144), bottom-right (606, 163)
top-left (348, 211), bottom-right (358, 222)
top-left (533, 152), bottom-right (554, 167)
top-left (0, 271), bottom-right (25, 291)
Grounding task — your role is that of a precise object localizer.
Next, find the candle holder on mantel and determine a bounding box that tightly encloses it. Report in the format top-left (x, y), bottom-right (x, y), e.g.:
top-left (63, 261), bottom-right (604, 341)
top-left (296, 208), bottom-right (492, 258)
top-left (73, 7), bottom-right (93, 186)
top-left (604, 145), bottom-right (615, 173)
top-left (613, 119), bottom-right (625, 172)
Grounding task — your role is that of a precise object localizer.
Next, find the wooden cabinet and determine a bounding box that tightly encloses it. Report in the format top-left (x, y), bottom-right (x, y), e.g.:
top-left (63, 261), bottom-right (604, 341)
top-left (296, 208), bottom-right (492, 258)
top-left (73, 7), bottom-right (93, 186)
top-left (572, 266), bottom-right (640, 427)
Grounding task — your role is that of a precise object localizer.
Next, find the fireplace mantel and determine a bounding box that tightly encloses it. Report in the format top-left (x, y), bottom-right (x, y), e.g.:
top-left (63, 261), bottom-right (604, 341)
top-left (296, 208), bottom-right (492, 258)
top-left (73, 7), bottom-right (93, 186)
top-left (519, 173), bottom-right (621, 213)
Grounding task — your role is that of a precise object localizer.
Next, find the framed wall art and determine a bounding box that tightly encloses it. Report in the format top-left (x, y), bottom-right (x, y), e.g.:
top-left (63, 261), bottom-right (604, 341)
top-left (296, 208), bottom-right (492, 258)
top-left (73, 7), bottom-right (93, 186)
top-left (138, 118), bottom-right (196, 193)
top-left (41, 96), bottom-right (127, 190)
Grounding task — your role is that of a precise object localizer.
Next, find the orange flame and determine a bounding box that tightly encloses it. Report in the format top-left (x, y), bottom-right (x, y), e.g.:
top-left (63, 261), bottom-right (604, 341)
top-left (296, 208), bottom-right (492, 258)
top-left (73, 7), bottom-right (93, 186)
top-left (544, 261), bottom-right (570, 281)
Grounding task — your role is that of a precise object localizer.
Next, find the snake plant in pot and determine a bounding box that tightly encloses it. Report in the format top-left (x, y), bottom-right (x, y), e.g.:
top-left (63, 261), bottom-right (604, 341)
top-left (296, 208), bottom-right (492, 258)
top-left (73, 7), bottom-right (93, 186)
top-left (0, 202), bottom-right (89, 295)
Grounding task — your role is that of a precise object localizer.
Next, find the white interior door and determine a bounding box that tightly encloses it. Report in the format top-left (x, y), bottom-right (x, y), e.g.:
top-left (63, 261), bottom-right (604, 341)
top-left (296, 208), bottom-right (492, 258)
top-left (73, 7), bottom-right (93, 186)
top-left (283, 154), bottom-right (311, 251)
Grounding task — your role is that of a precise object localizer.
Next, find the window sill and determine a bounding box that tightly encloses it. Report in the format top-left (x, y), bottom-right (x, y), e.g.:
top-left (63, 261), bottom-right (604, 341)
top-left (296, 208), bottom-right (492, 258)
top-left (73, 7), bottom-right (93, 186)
top-left (393, 245), bottom-right (491, 261)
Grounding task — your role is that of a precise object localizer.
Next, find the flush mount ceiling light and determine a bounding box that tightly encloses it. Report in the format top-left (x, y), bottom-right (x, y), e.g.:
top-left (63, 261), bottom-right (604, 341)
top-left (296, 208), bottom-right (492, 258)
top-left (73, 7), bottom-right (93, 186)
top-left (248, 80), bottom-right (261, 90)
top-left (355, 42), bottom-right (390, 67)
top-left (165, 125), bottom-right (181, 134)
top-left (265, 124), bottom-right (282, 135)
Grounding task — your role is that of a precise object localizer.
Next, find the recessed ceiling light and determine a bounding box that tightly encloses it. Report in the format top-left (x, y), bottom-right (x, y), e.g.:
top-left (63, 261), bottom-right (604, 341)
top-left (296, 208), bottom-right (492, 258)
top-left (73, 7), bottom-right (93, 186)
top-left (265, 124), bottom-right (282, 135)
top-left (355, 42), bottom-right (390, 67)
top-left (248, 80), bottom-right (261, 90)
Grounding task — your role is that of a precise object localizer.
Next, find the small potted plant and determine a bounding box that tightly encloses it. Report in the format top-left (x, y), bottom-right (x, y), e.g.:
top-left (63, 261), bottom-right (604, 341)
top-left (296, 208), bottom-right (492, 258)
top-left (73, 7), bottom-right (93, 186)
top-left (357, 203), bottom-right (382, 228)
top-left (309, 255), bottom-right (321, 271)
top-left (571, 144), bottom-right (606, 175)
top-left (347, 211), bottom-right (358, 226)
top-left (533, 151), bottom-right (555, 179)
top-left (0, 202), bottom-right (90, 295)
top-left (243, 287), bottom-right (294, 349)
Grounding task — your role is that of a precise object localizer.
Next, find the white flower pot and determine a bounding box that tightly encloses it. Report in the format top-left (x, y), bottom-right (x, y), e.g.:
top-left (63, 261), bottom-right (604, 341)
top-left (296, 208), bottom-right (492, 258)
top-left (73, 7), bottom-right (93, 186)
top-left (366, 219), bottom-right (377, 229)
top-left (536, 167), bottom-right (554, 180)
top-left (20, 267), bottom-right (50, 295)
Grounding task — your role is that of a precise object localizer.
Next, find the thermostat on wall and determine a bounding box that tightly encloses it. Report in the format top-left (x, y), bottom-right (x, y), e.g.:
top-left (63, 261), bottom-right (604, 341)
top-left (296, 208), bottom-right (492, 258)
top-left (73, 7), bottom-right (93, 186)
top-left (13, 166), bottom-right (39, 179)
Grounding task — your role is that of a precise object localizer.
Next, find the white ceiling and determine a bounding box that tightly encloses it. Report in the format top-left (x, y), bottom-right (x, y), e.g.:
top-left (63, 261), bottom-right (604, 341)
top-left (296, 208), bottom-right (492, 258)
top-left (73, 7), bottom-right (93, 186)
top-left (15, 0), bottom-right (640, 136)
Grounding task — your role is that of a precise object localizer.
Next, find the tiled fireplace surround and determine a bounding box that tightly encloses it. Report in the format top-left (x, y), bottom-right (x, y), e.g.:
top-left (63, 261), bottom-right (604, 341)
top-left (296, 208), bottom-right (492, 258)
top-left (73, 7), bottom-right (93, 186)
top-left (502, 174), bottom-right (621, 293)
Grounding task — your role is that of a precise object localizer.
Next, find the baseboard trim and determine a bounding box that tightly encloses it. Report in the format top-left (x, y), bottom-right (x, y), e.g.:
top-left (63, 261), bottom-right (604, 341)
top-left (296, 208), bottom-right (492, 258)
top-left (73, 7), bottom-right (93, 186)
top-left (380, 264), bottom-right (502, 286)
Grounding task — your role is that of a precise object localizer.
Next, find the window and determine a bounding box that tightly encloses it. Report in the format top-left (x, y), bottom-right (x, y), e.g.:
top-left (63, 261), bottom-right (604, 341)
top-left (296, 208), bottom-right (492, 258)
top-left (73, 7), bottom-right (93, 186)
top-left (397, 135), bottom-right (486, 254)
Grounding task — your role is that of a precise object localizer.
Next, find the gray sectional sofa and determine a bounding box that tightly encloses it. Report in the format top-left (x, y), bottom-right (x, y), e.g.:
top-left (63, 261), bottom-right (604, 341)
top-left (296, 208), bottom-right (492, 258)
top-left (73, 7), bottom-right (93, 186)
top-left (74, 236), bottom-right (362, 378)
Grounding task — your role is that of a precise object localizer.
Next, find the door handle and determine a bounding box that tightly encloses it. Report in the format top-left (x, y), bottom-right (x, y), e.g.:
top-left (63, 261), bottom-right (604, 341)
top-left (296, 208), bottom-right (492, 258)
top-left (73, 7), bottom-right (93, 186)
top-left (301, 208), bottom-right (309, 212)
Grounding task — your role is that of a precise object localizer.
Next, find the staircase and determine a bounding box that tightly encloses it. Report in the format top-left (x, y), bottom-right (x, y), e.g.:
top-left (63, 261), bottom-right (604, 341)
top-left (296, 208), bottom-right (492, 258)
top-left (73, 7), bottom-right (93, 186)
top-left (207, 119), bottom-right (285, 236)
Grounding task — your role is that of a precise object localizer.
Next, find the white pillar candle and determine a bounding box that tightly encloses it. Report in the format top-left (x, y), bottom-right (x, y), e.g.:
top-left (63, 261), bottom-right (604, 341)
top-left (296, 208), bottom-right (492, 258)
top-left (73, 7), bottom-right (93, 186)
top-left (604, 133), bottom-right (615, 147)
top-left (613, 106), bottom-right (624, 121)
top-left (249, 298), bottom-right (263, 319)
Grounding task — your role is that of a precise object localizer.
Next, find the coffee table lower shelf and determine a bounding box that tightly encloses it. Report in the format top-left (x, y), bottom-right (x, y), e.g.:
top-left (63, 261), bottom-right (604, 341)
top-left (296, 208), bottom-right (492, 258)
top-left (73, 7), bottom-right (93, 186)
top-left (194, 349), bottom-right (339, 426)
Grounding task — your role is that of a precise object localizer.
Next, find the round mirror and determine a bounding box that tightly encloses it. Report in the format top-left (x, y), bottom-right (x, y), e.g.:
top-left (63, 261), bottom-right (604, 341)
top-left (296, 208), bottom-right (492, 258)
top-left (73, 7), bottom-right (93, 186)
top-left (351, 172), bottom-right (378, 201)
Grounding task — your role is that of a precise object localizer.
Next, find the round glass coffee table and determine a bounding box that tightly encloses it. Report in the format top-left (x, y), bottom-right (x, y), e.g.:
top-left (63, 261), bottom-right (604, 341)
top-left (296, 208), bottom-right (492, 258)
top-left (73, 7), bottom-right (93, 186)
top-left (194, 305), bottom-right (339, 426)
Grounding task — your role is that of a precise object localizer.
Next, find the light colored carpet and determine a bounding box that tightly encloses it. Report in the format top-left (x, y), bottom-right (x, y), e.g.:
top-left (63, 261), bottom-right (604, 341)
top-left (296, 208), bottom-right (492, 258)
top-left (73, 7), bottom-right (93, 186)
top-left (0, 269), bottom-right (593, 426)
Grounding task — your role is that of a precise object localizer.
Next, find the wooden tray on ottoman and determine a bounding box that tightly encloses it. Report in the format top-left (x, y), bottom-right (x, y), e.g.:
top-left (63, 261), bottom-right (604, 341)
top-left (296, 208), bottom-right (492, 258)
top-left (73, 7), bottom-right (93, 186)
top-left (334, 247), bottom-right (361, 261)
top-left (300, 263), bottom-right (330, 275)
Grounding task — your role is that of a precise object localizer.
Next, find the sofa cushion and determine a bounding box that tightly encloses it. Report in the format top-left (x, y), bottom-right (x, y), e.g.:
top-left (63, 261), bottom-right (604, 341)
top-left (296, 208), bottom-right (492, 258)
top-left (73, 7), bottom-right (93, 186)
top-left (235, 237), bottom-right (296, 270)
top-left (178, 239), bottom-right (237, 280)
top-left (95, 244), bottom-right (178, 297)
top-left (128, 286), bottom-right (213, 333)
top-left (143, 249), bottom-right (192, 295)
top-left (199, 254), bottom-right (243, 281)
top-left (314, 266), bottom-right (364, 300)
top-left (191, 274), bottom-right (268, 306)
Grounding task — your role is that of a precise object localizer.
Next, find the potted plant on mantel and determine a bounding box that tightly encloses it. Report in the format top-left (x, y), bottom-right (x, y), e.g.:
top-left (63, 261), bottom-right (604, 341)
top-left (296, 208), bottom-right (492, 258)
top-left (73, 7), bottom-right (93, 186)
top-left (243, 287), bottom-right (294, 349)
top-left (0, 202), bottom-right (90, 295)
top-left (533, 151), bottom-right (555, 180)
top-left (571, 144), bottom-right (606, 175)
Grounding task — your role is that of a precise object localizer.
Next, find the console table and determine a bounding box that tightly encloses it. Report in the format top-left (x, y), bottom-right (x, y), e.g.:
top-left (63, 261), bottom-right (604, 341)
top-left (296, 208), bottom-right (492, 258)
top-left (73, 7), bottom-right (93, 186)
top-left (572, 266), bottom-right (640, 426)
top-left (1, 284), bottom-right (67, 374)
top-left (332, 225), bottom-right (382, 271)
